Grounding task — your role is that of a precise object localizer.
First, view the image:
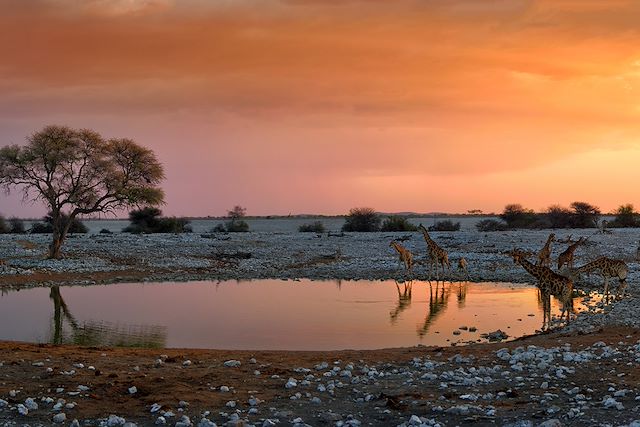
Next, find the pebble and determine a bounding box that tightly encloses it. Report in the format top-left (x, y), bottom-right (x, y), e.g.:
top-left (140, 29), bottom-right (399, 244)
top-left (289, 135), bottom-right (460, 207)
top-left (53, 414), bottom-right (67, 424)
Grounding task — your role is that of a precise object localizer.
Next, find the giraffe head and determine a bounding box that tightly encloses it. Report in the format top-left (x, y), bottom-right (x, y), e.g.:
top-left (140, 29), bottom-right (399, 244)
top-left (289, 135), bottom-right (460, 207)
top-left (505, 249), bottom-right (528, 263)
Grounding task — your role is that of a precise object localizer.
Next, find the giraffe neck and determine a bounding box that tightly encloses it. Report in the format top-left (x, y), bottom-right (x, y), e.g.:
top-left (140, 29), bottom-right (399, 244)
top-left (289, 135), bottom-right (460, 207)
top-left (516, 257), bottom-right (546, 280)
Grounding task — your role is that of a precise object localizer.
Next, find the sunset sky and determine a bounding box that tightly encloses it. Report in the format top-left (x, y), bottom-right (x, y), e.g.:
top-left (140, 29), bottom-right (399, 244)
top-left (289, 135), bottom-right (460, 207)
top-left (1, 0), bottom-right (640, 217)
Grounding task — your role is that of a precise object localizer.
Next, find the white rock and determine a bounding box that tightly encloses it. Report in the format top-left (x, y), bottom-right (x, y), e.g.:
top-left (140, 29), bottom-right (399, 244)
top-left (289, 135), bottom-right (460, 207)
top-left (182, 360), bottom-right (192, 367)
top-left (128, 386), bottom-right (137, 395)
top-left (53, 413), bottom-right (67, 423)
top-left (197, 418), bottom-right (217, 427)
top-left (285, 378), bottom-right (298, 389)
top-left (17, 404), bottom-right (28, 416)
top-left (219, 386), bottom-right (230, 392)
top-left (107, 414), bottom-right (127, 426)
top-left (24, 397), bottom-right (38, 410)
top-left (150, 403), bottom-right (162, 413)
top-left (155, 416), bottom-right (167, 425)
top-left (224, 360), bottom-right (241, 368)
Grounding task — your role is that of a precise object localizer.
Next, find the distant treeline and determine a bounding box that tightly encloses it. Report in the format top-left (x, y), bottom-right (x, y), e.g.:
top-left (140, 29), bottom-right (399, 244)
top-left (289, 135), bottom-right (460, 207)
top-left (477, 202), bottom-right (640, 231)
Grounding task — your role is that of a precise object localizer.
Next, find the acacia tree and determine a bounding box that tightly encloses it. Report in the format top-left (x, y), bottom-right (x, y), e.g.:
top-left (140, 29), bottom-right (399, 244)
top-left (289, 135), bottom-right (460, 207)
top-left (0, 125), bottom-right (164, 258)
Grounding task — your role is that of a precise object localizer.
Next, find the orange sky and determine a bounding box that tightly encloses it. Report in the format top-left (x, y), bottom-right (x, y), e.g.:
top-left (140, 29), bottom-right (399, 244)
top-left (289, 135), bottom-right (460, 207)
top-left (1, 0), bottom-right (640, 216)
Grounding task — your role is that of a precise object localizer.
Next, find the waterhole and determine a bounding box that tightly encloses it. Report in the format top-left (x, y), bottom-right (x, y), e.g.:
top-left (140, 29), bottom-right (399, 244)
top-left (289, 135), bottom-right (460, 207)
top-left (0, 280), bottom-right (601, 350)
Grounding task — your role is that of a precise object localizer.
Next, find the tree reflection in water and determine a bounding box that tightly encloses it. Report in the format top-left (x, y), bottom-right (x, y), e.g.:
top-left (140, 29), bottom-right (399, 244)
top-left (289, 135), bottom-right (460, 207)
top-left (49, 286), bottom-right (167, 348)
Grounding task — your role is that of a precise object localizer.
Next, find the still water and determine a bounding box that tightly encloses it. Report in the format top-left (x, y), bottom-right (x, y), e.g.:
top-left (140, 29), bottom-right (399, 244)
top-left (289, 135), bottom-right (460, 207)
top-left (0, 280), bottom-right (597, 350)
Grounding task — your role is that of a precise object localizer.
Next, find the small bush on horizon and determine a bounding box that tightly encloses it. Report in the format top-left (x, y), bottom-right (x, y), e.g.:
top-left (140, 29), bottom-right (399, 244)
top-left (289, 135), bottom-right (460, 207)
top-left (9, 218), bottom-right (25, 234)
top-left (99, 228), bottom-right (113, 234)
top-left (429, 220), bottom-right (461, 232)
top-left (225, 219), bottom-right (249, 232)
top-left (30, 213), bottom-right (88, 234)
top-left (381, 216), bottom-right (417, 232)
top-left (342, 207), bottom-right (381, 232)
top-left (476, 219), bottom-right (508, 232)
top-left (123, 207), bottom-right (192, 233)
top-left (299, 221), bottom-right (326, 233)
top-left (0, 216), bottom-right (8, 234)
top-left (211, 223), bottom-right (227, 233)
top-left (608, 204), bottom-right (640, 228)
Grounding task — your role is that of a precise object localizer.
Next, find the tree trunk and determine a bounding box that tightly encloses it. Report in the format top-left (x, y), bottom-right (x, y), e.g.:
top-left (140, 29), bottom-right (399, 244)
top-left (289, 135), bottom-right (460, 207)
top-left (48, 211), bottom-right (71, 259)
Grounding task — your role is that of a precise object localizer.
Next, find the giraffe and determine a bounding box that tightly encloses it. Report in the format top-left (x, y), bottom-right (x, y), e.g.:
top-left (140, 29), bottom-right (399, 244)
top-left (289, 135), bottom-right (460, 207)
top-left (557, 237), bottom-right (586, 270)
top-left (574, 257), bottom-right (628, 302)
top-left (536, 233), bottom-right (555, 268)
top-left (458, 257), bottom-right (470, 281)
top-left (389, 241), bottom-right (413, 274)
top-left (506, 249), bottom-right (574, 327)
top-left (418, 224), bottom-right (451, 281)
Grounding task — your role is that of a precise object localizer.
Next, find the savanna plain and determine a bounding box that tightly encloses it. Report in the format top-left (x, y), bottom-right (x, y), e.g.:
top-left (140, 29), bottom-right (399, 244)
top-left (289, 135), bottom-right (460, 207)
top-left (0, 219), bottom-right (640, 426)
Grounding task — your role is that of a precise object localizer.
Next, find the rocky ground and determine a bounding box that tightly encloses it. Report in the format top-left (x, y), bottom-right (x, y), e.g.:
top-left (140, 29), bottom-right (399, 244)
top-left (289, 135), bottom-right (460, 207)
top-left (0, 229), bottom-right (639, 425)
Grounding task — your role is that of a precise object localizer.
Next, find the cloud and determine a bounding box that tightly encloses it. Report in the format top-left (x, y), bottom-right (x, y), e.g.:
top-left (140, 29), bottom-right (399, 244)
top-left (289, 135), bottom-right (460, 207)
top-left (1, 0), bottom-right (640, 181)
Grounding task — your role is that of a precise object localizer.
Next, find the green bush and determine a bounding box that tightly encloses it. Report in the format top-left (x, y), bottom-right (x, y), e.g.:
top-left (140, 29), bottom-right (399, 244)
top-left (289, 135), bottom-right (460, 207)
top-left (342, 207), bottom-right (380, 232)
top-left (380, 216), bottom-right (417, 232)
top-left (299, 221), bottom-right (326, 233)
top-left (476, 219), bottom-right (507, 232)
top-left (123, 207), bottom-right (192, 233)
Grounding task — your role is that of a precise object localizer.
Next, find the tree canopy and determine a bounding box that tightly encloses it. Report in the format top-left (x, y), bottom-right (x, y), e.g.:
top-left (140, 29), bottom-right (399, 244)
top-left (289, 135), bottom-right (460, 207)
top-left (0, 125), bottom-right (164, 258)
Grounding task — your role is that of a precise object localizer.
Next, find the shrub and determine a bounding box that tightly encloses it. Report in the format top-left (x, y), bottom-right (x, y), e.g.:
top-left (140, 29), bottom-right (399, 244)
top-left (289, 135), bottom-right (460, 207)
top-left (429, 220), bottom-right (461, 232)
top-left (299, 221), bottom-right (326, 233)
top-left (380, 216), bottom-right (417, 232)
top-left (499, 204), bottom-right (537, 228)
top-left (609, 204), bottom-right (640, 228)
top-left (225, 219), bottom-right (249, 232)
top-left (476, 219), bottom-right (507, 232)
top-left (9, 218), bottom-right (25, 234)
top-left (123, 207), bottom-right (192, 233)
top-left (342, 207), bottom-right (380, 232)
top-left (570, 201), bottom-right (600, 228)
top-left (31, 213), bottom-right (88, 234)
top-left (222, 205), bottom-right (250, 232)
top-left (211, 223), bottom-right (226, 233)
top-left (99, 228), bottom-right (113, 234)
top-left (546, 205), bottom-right (573, 228)
top-left (0, 216), bottom-right (8, 233)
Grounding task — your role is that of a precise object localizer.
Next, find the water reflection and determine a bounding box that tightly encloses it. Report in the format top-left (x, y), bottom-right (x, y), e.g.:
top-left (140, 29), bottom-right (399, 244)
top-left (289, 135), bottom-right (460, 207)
top-left (0, 280), bottom-right (600, 350)
top-left (389, 280), bottom-right (412, 324)
top-left (418, 280), bottom-right (457, 338)
top-left (49, 286), bottom-right (166, 348)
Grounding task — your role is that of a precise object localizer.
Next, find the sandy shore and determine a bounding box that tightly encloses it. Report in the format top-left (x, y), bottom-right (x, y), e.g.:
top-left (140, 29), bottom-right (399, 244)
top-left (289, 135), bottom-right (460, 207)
top-left (0, 229), bottom-right (639, 425)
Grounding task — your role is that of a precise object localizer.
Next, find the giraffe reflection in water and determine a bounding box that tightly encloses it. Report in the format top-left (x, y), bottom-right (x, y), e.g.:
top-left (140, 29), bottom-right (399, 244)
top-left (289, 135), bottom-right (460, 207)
top-left (417, 280), bottom-right (469, 338)
top-left (387, 279), bottom-right (468, 338)
top-left (49, 286), bottom-right (167, 348)
top-left (389, 280), bottom-right (412, 324)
